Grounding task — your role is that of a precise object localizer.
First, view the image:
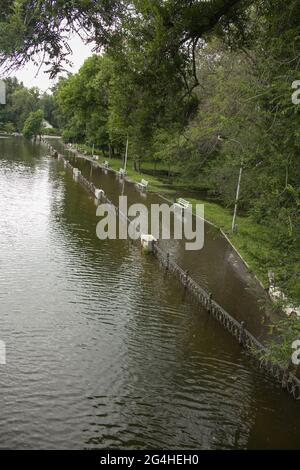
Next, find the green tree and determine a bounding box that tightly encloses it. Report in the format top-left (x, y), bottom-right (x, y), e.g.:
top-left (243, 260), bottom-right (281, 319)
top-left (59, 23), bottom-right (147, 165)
top-left (23, 109), bottom-right (44, 140)
top-left (10, 86), bottom-right (40, 131)
top-left (40, 92), bottom-right (63, 129)
top-left (56, 55), bottom-right (112, 152)
top-left (0, 1), bottom-right (249, 78)
top-left (3, 122), bottom-right (16, 134)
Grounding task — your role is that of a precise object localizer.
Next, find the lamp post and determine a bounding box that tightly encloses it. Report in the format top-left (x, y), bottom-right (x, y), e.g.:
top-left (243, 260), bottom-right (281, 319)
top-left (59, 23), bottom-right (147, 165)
top-left (124, 135), bottom-right (129, 174)
top-left (218, 135), bottom-right (244, 233)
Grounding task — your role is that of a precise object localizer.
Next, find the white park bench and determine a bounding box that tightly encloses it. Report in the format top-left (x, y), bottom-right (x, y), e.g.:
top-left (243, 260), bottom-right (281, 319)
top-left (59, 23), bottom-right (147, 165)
top-left (95, 189), bottom-right (105, 200)
top-left (119, 168), bottom-right (126, 177)
top-left (174, 198), bottom-right (191, 210)
top-left (137, 179), bottom-right (149, 191)
top-left (73, 168), bottom-right (81, 180)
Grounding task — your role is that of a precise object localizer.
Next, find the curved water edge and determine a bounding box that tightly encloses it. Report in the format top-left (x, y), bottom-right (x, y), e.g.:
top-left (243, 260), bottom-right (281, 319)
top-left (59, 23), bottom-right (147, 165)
top-left (0, 136), bottom-right (299, 450)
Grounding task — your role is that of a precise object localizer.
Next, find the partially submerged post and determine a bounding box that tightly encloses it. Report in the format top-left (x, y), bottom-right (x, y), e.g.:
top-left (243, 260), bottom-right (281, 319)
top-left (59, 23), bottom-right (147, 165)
top-left (166, 253), bottom-right (170, 270)
top-left (141, 234), bottom-right (157, 253)
top-left (95, 189), bottom-right (105, 200)
top-left (184, 270), bottom-right (189, 289)
top-left (208, 293), bottom-right (213, 313)
top-left (239, 321), bottom-right (246, 345)
top-left (73, 168), bottom-right (81, 180)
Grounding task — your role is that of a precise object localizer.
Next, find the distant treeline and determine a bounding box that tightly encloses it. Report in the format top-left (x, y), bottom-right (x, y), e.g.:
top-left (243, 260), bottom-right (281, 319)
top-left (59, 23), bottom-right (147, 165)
top-left (0, 77), bottom-right (62, 136)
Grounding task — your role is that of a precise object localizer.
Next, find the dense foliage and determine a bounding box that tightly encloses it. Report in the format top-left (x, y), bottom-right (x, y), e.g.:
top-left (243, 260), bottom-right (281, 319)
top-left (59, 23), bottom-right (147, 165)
top-left (0, 77), bottom-right (62, 134)
top-left (0, 0), bottom-right (299, 304)
top-left (0, 1), bottom-right (249, 77)
top-left (22, 109), bottom-right (44, 140)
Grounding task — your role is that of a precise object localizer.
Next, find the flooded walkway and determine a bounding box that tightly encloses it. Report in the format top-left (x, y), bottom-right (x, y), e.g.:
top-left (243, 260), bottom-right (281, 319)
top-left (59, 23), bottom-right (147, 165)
top-left (0, 136), bottom-right (299, 450)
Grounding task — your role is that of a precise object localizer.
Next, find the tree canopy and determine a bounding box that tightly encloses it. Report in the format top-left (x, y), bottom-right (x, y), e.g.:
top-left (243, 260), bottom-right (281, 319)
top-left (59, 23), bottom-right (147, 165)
top-left (0, 1), bottom-right (250, 78)
top-left (23, 108), bottom-right (44, 139)
top-left (0, 0), bottom-right (299, 303)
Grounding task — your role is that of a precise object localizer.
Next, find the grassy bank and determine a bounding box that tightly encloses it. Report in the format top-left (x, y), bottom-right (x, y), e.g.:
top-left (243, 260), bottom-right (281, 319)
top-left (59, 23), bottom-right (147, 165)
top-left (99, 156), bottom-right (174, 192)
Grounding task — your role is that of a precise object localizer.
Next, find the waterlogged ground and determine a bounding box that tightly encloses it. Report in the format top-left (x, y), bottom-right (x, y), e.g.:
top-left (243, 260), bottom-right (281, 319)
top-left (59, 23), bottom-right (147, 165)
top-left (0, 136), bottom-right (299, 450)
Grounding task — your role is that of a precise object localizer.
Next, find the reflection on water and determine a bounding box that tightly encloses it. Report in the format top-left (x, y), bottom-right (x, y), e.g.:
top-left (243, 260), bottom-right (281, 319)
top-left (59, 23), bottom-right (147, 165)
top-left (0, 136), bottom-right (299, 450)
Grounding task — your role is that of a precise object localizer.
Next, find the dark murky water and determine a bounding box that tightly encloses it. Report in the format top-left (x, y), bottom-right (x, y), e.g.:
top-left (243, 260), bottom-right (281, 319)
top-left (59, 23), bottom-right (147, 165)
top-left (0, 136), bottom-right (299, 450)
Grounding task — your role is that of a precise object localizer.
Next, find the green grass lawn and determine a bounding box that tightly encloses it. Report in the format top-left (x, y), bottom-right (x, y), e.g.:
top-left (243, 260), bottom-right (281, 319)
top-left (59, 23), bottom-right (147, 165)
top-left (96, 156), bottom-right (176, 193)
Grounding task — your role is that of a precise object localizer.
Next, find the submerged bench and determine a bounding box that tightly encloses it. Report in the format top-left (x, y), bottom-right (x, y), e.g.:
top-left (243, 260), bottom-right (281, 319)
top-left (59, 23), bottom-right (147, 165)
top-left (119, 168), bottom-right (126, 177)
top-left (95, 189), bottom-right (105, 200)
top-left (137, 179), bottom-right (149, 191)
top-left (174, 198), bottom-right (191, 210)
top-left (73, 168), bottom-right (81, 177)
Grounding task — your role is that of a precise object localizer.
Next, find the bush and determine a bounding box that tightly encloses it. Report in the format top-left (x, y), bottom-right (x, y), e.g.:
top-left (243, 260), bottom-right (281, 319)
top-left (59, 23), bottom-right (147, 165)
top-left (2, 122), bottom-right (16, 134)
top-left (42, 127), bottom-right (61, 136)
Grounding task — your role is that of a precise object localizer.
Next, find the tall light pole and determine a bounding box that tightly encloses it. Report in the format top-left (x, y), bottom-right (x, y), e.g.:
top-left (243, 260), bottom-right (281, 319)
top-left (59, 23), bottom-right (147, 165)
top-left (124, 135), bottom-right (129, 173)
top-left (218, 135), bottom-right (244, 233)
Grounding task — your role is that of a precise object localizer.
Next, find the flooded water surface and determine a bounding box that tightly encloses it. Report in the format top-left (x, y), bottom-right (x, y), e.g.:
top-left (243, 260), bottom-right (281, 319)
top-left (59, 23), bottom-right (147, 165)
top-left (0, 136), bottom-right (299, 450)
